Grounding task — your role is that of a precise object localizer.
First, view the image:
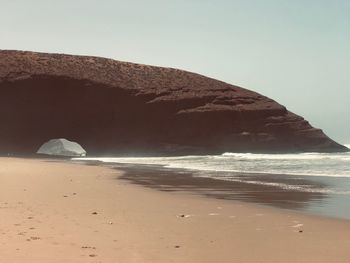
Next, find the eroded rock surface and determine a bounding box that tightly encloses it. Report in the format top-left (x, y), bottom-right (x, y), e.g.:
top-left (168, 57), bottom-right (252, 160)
top-left (0, 50), bottom-right (347, 155)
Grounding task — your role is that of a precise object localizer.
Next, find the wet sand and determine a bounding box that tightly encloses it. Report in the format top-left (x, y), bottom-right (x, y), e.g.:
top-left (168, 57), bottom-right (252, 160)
top-left (115, 164), bottom-right (327, 210)
top-left (1, 157), bottom-right (350, 262)
top-left (114, 163), bottom-right (350, 219)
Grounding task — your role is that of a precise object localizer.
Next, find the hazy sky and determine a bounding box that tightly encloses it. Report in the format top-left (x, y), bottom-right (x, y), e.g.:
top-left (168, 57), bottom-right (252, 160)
top-left (1, 0), bottom-right (349, 143)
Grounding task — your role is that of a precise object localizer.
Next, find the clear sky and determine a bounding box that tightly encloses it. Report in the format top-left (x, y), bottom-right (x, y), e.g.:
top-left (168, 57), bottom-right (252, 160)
top-left (1, 0), bottom-right (349, 143)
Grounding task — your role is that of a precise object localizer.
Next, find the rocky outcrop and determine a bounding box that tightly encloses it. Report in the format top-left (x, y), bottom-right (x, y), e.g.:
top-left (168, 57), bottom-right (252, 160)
top-left (37, 138), bottom-right (86, 157)
top-left (0, 50), bottom-right (347, 156)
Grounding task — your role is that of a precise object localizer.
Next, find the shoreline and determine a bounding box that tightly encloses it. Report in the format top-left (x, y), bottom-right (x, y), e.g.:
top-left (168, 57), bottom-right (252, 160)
top-left (73, 159), bottom-right (348, 220)
top-left (1, 157), bottom-right (350, 262)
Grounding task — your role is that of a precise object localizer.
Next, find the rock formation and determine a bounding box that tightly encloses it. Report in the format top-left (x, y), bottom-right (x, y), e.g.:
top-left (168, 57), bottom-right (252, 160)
top-left (37, 138), bottom-right (86, 157)
top-left (0, 50), bottom-right (347, 156)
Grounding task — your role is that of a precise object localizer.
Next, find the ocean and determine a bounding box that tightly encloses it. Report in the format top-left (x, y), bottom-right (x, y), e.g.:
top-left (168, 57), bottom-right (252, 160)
top-left (74, 144), bottom-right (350, 219)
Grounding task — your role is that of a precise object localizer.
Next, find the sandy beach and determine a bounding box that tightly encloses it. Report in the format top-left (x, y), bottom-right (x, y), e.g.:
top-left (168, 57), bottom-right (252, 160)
top-left (1, 157), bottom-right (350, 263)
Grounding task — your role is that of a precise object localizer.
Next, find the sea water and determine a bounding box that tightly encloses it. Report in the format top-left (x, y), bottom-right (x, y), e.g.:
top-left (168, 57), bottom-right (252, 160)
top-left (74, 144), bottom-right (350, 219)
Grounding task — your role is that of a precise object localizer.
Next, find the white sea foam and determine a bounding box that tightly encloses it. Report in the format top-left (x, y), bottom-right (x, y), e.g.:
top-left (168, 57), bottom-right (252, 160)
top-left (76, 150), bottom-right (350, 178)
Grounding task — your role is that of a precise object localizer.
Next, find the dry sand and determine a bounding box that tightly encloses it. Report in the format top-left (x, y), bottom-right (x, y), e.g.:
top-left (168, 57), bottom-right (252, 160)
top-left (0, 157), bottom-right (349, 263)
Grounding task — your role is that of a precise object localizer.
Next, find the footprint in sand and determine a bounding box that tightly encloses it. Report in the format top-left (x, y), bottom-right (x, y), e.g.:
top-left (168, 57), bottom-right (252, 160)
top-left (291, 223), bottom-right (304, 228)
top-left (82, 246), bottom-right (96, 250)
top-left (26, 237), bottom-right (40, 242)
top-left (177, 214), bottom-right (192, 218)
top-left (81, 247), bottom-right (98, 258)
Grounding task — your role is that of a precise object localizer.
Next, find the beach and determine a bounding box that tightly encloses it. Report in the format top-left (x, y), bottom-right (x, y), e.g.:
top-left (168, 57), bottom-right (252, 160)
top-left (1, 157), bottom-right (350, 263)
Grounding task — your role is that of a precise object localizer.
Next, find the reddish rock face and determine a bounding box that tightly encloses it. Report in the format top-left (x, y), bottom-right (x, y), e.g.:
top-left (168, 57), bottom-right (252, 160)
top-left (0, 50), bottom-right (348, 156)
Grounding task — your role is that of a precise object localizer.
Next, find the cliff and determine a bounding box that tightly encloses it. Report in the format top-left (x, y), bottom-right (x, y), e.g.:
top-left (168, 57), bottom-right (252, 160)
top-left (0, 50), bottom-right (347, 155)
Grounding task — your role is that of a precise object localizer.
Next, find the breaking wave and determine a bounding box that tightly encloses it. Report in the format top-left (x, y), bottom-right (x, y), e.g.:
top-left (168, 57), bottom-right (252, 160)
top-left (76, 145), bottom-right (350, 178)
